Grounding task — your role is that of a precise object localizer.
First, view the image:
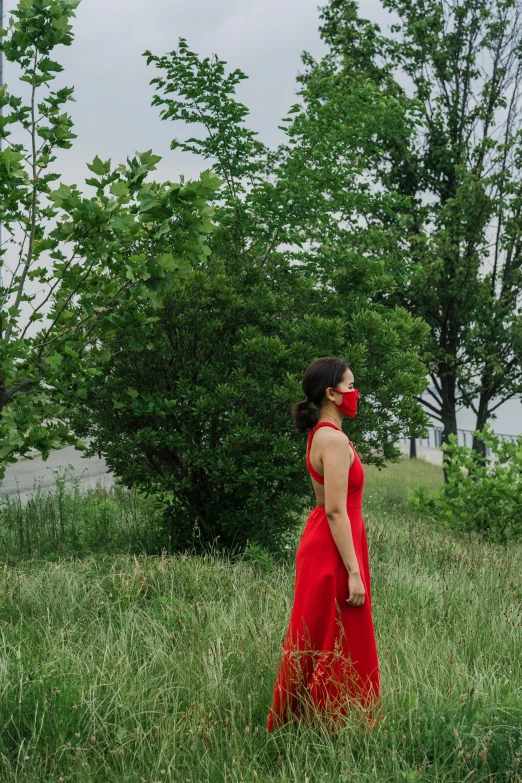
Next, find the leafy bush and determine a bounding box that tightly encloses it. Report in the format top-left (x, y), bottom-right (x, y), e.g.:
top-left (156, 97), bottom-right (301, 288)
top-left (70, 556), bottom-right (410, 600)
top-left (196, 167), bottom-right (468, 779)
top-left (62, 250), bottom-right (428, 558)
top-left (411, 425), bottom-right (522, 543)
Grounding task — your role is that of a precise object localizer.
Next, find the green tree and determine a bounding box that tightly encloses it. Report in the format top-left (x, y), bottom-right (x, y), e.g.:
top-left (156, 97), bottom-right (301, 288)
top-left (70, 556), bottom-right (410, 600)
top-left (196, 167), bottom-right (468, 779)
top-left (0, 0), bottom-right (220, 481)
top-left (305, 0), bottom-right (522, 470)
top-left (144, 39), bottom-right (433, 463)
top-left (57, 41), bottom-right (430, 555)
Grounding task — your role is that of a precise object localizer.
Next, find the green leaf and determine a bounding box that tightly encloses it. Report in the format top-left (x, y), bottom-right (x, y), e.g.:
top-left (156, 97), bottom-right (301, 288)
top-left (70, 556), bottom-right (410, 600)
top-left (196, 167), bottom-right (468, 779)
top-left (129, 336), bottom-right (145, 351)
top-left (156, 253), bottom-right (178, 271)
top-left (46, 351), bottom-right (64, 370)
top-left (110, 181), bottom-right (129, 198)
top-left (0, 147), bottom-right (24, 171)
top-left (86, 155), bottom-right (111, 176)
top-left (63, 343), bottom-right (79, 359)
top-left (39, 58), bottom-right (64, 74)
top-left (138, 149), bottom-right (162, 168)
top-left (49, 183), bottom-right (72, 204)
top-left (153, 219), bottom-right (171, 239)
top-left (0, 443), bottom-right (16, 459)
top-left (199, 169), bottom-right (224, 190)
top-left (138, 189), bottom-right (160, 212)
top-left (176, 259), bottom-right (191, 275)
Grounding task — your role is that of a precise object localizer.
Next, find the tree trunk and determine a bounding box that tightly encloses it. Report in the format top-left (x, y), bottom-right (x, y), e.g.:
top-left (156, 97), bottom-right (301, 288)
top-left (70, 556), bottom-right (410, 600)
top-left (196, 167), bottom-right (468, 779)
top-left (410, 436), bottom-right (417, 458)
top-left (472, 395), bottom-right (490, 457)
top-left (439, 374), bottom-right (458, 484)
top-left (471, 394), bottom-right (490, 477)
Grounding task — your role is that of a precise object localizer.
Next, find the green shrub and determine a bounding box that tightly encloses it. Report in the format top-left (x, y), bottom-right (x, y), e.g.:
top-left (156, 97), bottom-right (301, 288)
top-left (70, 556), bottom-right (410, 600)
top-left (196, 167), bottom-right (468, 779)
top-left (63, 252), bottom-right (427, 558)
top-left (411, 424), bottom-right (522, 543)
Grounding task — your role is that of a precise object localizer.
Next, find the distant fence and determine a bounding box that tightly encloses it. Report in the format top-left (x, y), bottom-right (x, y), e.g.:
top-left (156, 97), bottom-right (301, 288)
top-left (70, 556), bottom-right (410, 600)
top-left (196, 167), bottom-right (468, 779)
top-left (398, 426), bottom-right (520, 457)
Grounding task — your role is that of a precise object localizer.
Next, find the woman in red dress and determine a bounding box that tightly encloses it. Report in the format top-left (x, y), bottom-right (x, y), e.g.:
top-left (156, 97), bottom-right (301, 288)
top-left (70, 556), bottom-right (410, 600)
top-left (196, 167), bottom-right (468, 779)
top-left (266, 356), bottom-right (382, 732)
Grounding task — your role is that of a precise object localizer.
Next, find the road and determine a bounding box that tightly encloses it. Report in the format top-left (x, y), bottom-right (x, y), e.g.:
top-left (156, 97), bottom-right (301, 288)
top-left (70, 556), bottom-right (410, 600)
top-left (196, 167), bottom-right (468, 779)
top-left (0, 444), bottom-right (117, 504)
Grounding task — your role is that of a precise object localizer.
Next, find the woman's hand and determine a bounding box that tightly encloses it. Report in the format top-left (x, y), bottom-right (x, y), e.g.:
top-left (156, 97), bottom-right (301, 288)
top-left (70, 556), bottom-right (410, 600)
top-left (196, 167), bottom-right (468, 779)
top-left (346, 571), bottom-right (365, 607)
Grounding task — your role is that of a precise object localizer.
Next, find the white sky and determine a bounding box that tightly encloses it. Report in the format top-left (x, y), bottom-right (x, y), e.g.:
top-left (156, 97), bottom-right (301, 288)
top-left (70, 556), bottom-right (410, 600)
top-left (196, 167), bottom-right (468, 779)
top-left (2, 0), bottom-right (385, 185)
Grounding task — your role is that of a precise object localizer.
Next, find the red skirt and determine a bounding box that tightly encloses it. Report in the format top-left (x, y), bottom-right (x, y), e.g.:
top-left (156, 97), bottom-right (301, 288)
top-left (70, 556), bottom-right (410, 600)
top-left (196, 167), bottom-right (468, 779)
top-left (266, 503), bottom-right (381, 732)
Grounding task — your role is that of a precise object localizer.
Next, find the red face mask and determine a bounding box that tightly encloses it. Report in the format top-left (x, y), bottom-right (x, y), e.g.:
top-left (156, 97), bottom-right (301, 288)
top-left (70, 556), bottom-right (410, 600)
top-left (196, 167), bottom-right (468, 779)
top-left (332, 387), bottom-right (359, 418)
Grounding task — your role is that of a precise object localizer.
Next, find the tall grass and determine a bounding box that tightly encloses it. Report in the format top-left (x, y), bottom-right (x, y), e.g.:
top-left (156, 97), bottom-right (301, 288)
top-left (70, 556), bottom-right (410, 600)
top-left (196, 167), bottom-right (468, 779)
top-left (0, 467), bottom-right (169, 564)
top-left (0, 456), bottom-right (520, 782)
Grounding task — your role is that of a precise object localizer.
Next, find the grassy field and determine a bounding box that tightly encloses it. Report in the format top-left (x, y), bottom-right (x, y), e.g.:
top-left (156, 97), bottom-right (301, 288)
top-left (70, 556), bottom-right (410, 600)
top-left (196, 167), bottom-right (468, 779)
top-left (0, 456), bottom-right (521, 782)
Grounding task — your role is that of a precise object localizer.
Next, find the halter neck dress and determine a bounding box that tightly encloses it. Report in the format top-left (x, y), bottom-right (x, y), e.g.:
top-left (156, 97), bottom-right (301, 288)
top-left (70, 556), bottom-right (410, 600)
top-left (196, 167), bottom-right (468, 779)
top-left (266, 421), bottom-right (381, 732)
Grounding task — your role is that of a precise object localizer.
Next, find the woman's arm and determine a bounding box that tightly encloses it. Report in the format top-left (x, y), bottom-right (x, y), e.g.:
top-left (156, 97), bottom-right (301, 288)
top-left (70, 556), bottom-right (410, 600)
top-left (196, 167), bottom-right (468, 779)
top-left (322, 431), bottom-right (359, 574)
top-left (322, 431), bottom-right (365, 606)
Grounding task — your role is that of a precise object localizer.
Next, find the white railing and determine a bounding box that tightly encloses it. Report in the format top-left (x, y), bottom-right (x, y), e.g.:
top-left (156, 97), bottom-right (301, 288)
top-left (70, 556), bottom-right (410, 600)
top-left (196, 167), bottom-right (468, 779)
top-left (398, 426), bottom-right (520, 458)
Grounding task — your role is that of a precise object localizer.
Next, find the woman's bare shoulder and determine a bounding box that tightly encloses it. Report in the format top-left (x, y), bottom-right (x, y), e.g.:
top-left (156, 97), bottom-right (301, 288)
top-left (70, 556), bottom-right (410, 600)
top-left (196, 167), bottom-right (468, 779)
top-left (315, 427), bottom-right (354, 463)
top-left (314, 426), bottom-right (348, 442)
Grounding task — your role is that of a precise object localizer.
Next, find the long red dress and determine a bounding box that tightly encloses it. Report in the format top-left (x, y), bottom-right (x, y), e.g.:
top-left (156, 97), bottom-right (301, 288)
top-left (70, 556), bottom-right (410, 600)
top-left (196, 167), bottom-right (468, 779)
top-left (266, 421), bottom-right (381, 732)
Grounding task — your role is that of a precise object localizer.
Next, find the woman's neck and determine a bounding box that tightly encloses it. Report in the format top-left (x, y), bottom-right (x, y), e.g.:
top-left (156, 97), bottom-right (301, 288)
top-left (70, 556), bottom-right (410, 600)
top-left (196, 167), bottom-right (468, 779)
top-left (318, 411), bottom-right (343, 429)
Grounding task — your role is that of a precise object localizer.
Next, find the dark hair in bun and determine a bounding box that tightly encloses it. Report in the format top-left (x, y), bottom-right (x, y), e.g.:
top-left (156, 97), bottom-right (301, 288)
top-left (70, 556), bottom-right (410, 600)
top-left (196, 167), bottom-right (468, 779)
top-left (291, 356), bottom-right (349, 434)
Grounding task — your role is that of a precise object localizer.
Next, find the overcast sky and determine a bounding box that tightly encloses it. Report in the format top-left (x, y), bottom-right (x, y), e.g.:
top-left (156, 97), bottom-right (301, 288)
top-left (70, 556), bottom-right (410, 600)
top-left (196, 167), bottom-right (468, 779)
top-left (2, 0), bottom-right (389, 184)
top-left (0, 0), bottom-right (374, 183)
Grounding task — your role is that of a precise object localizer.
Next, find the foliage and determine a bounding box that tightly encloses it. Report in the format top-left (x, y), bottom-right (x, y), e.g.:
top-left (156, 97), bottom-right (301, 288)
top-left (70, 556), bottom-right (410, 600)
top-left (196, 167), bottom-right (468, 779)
top-left (143, 39), bottom-right (433, 464)
top-left (308, 0), bottom-right (522, 463)
top-left (61, 252), bottom-right (418, 556)
top-left (411, 424), bottom-right (522, 543)
top-left (144, 38), bottom-right (427, 291)
top-left (0, 0), bottom-right (219, 481)
top-left (54, 41), bottom-right (431, 555)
